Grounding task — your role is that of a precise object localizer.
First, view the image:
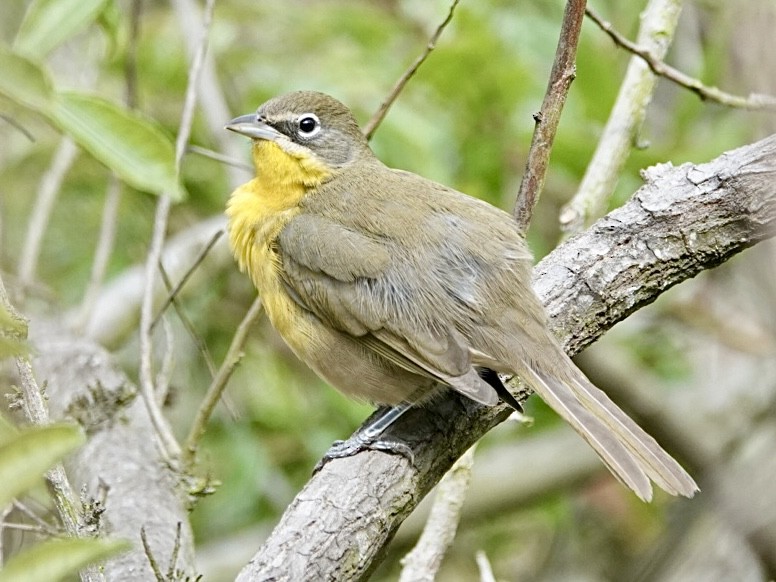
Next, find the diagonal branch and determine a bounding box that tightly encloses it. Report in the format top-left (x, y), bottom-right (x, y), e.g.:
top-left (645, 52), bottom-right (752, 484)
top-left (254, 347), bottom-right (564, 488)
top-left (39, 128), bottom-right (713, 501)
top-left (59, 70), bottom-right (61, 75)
top-left (363, 0), bottom-right (461, 141)
top-left (585, 6), bottom-right (776, 111)
top-left (235, 133), bottom-right (776, 581)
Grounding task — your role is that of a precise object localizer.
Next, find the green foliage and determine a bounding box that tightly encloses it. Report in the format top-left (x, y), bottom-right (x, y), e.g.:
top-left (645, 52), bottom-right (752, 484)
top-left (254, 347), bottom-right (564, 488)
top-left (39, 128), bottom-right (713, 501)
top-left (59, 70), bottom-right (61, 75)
top-left (0, 538), bottom-right (129, 582)
top-left (0, 424), bottom-right (85, 508)
top-left (14, 0), bottom-right (110, 60)
top-left (0, 47), bottom-right (182, 199)
top-left (0, 423), bottom-right (127, 580)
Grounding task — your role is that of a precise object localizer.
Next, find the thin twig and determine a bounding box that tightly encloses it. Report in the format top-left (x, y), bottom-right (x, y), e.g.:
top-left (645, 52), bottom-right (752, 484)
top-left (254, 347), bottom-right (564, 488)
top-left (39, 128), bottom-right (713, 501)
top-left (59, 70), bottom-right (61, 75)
top-left (151, 229), bottom-right (224, 331)
top-left (74, 175), bottom-right (122, 331)
top-left (399, 445), bottom-right (477, 582)
top-left (13, 500), bottom-right (61, 537)
top-left (17, 137), bottom-right (78, 297)
top-left (140, 527), bottom-right (165, 582)
top-left (0, 113), bottom-right (35, 142)
top-left (560, 0), bottom-right (683, 234)
top-left (586, 6), bottom-right (776, 111)
top-left (157, 260), bottom-right (217, 378)
top-left (138, 0), bottom-right (216, 462)
top-left (155, 316), bottom-right (175, 407)
top-left (187, 145), bottom-right (252, 171)
top-left (183, 296), bottom-right (263, 468)
top-left (475, 550), bottom-right (496, 582)
top-left (0, 277), bottom-right (93, 580)
top-left (513, 0), bottom-right (587, 232)
top-left (166, 522), bottom-right (183, 581)
top-left (74, 0), bottom-right (142, 332)
top-left (362, 0), bottom-right (461, 140)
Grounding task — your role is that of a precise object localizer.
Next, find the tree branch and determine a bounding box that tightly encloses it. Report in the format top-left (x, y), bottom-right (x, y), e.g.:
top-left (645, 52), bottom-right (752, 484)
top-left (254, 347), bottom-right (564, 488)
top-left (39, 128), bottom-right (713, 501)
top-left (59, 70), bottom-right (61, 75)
top-left (513, 0), bottom-right (587, 231)
top-left (362, 0), bottom-right (461, 141)
top-left (585, 6), bottom-right (776, 112)
top-left (29, 325), bottom-right (199, 580)
top-left (560, 0), bottom-right (683, 234)
top-left (235, 133), bottom-right (776, 581)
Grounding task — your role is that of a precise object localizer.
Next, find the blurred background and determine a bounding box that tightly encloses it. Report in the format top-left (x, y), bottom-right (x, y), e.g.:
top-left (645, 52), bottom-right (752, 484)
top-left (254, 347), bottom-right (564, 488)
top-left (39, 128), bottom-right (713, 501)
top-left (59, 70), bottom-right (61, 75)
top-left (1, 0), bottom-right (775, 580)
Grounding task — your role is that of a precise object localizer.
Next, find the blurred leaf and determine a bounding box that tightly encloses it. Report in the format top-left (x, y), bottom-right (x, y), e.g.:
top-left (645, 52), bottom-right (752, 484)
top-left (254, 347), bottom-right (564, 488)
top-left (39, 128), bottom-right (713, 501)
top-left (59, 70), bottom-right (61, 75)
top-left (0, 417), bottom-right (18, 447)
top-left (14, 0), bottom-right (109, 60)
top-left (51, 92), bottom-right (184, 199)
top-left (0, 537), bottom-right (130, 582)
top-left (0, 46), bottom-right (54, 112)
top-left (0, 424), bottom-right (85, 509)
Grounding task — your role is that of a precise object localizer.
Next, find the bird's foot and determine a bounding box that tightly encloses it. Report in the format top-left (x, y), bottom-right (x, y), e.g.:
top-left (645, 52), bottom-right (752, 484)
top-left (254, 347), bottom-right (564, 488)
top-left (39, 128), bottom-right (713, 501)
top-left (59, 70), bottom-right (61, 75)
top-left (314, 431), bottom-right (415, 474)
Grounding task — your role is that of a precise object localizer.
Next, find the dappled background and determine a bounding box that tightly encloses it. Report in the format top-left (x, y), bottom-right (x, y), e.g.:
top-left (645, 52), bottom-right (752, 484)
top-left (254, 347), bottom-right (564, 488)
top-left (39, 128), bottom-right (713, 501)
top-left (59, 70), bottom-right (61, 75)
top-left (1, 0), bottom-right (775, 580)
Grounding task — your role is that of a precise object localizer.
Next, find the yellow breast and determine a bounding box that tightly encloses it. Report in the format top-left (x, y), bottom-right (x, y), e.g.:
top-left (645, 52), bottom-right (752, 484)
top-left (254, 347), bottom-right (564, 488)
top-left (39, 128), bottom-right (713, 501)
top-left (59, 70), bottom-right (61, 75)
top-left (226, 140), bottom-right (331, 335)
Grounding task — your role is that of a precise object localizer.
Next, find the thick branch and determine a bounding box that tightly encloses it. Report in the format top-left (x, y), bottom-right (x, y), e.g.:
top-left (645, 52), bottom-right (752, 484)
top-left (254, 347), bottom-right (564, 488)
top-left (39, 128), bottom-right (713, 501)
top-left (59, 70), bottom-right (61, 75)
top-left (29, 325), bottom-right (198, 580)
top-left (236, 134), bottom-right (776, 581)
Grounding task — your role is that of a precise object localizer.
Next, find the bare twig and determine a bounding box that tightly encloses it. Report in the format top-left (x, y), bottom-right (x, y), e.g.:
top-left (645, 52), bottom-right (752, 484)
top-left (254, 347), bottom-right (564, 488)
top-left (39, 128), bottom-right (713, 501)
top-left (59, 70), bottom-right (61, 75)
top-left (17, 137), bottom-right (78, 297)
top-left (560, 0), bottom-right (683, 234)
top-left (475, 550), bottom-right (496, 582)
top-left (399, 445), bottom-right (477, 582)
top-left (586, 6), bottom-right (776, 112)
top-left (187, 145), bottom-right (252, 171)
top-left (140, 527), bottom-right (165, 582)
top-left (362, 0), bottom-right (461, 140)
top-left (183, 296), bottom-right (263, 468)
top-left (74, 0), bottom-right (143, 333)
top-left (171, 0), bottom-right (250, 189)
top-left (74, 176), bottom-right (122, 331)
top-left (157, 260), bottom-right (217, 378)
top-left (137, 0), bottom-right (216, 462)
top-left (513, 0), bottom-right (587, 232)
top-left (151, 229), bottom-right (224, 331)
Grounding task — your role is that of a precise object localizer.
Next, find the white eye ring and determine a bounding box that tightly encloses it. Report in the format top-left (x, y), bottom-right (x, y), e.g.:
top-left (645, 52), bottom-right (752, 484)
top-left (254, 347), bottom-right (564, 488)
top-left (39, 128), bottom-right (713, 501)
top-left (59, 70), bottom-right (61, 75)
top-left (297, 113), bottom-right (321, 138)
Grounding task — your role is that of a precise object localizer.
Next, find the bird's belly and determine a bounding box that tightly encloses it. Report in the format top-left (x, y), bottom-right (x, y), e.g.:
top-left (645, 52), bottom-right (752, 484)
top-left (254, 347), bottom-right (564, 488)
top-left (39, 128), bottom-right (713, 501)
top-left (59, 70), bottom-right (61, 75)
top-left (263, 287), bottom-right (436, 405)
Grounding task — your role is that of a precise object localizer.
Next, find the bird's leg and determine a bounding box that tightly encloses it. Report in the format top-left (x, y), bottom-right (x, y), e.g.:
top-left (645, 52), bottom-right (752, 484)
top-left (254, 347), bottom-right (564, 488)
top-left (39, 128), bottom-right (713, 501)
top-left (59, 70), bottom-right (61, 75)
top-left (316, 403), bottom-right (415, 472)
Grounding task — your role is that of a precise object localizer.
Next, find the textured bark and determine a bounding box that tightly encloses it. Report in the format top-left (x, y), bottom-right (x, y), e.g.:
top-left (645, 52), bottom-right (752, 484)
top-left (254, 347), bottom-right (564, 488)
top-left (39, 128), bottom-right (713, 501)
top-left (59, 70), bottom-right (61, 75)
top-left (236, 134), bottom-right (776, 582)
top-left (30, 326), bottom-right (198, 581)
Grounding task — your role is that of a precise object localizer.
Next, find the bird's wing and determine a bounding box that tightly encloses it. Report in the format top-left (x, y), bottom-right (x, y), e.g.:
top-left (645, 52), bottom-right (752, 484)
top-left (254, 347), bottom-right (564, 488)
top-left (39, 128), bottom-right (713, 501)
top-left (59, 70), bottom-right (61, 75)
top-left (276, 213), bottom-right (499, 405)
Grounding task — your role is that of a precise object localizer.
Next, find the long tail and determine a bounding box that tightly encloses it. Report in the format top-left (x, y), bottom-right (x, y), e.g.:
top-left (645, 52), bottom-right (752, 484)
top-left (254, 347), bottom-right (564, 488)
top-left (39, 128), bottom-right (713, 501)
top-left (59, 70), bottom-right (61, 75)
top-left (515, 350), bottom-right (698, 502)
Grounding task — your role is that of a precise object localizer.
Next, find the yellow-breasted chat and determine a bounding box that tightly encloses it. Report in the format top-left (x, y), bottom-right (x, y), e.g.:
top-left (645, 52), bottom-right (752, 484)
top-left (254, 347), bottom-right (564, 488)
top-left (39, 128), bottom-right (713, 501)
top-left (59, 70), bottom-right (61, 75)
top-left (225, 90), bottom-right (697, 501)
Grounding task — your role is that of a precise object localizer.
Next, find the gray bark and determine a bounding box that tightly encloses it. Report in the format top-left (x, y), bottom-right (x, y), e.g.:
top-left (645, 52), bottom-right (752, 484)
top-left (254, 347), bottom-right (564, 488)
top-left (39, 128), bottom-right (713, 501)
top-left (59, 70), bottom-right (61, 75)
top-left (30, 326), bottom-right (199, 580)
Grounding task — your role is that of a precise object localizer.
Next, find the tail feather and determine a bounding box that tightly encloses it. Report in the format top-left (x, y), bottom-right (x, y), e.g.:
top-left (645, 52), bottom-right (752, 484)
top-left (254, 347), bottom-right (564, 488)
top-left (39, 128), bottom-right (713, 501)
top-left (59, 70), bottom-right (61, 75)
top-left (564, 371), bottom-right (698, 497)
top-left (517, 352), bottom-right (698, 501)
top-left (519, 365), bottom-right (654, 501)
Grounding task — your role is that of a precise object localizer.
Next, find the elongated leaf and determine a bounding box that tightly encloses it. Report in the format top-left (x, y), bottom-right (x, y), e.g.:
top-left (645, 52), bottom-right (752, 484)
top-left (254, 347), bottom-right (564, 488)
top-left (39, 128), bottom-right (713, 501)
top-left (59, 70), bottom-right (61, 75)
top-left (0, 424), bottom-right (85, 508)
top-left (14, 0), bottom-right (110, 60)
top-left (51, 92), bottom-right (184, 199)
top-left (0, 538), bottom-right (129, 582)
top-left (0, 46), bottom-right (54, 112)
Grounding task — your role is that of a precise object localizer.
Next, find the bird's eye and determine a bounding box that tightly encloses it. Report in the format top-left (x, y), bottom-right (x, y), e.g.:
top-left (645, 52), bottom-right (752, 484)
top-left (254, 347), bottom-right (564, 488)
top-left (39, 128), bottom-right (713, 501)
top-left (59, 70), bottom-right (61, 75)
top-left (297, 114), bottom-right (321, 138)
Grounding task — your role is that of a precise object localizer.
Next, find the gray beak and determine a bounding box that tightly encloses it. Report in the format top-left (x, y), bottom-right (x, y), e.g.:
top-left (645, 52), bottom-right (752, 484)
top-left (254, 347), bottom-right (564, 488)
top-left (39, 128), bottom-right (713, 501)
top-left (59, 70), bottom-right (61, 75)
top-left (225, 114), bottom-right (283, 141)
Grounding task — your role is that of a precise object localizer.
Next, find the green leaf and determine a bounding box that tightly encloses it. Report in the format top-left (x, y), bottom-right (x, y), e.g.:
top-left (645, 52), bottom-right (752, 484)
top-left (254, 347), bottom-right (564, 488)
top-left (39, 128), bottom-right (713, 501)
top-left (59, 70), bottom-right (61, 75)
top-left (0, 46), bottom-right (54, 112)
top-left (0, 538), bottom-right (130, 582)
top-left (51, 92), bottom-right (184, 199)
top-left (14, 0), bottom-right (110, 60)
top-left (0, 424), bottom-right (85, 508)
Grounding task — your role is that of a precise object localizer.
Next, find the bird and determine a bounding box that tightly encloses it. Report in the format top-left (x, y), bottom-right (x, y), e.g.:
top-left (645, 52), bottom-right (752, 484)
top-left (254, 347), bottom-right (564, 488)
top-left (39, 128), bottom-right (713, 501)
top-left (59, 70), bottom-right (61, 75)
top-left (224, 90), bottom-right (698, 501)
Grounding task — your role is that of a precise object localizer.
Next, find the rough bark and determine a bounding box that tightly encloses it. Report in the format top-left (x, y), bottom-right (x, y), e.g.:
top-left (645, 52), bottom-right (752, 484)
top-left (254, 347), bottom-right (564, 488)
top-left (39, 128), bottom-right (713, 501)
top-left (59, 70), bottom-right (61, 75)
top-left (236, 134), bottom-right (776, 581)
top-left (30, 326), bottom-right (198, 581)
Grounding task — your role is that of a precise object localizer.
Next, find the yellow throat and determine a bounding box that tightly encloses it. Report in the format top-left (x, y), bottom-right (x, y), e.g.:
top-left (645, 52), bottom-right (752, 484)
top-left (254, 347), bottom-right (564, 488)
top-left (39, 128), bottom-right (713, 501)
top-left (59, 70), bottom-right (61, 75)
top-left (226, 139), bottom-right (331, 294)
